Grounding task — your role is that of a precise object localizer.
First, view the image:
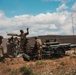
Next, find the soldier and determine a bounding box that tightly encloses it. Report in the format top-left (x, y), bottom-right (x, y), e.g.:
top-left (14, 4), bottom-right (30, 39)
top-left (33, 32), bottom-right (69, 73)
top-left (6, 38), bottom-right (11, 55)
top-left (14, 37), bottom-right (19, 45)
top-left (17, 28), bottom-right (29, 52)
top-left (18, 28), bottom-right (29, 39)
top-left (0, 36), bottom-right (4, 61)
top-left (7, 36), bottom-right (17, 57)
top-left (17, 28), bottom-right (29, 44)
top-left (24, 38), bottom-right (31, 55)
top-left (34, 36), bottom-right (42, 60)
top-left (10, 36), bottom-right (15, 43)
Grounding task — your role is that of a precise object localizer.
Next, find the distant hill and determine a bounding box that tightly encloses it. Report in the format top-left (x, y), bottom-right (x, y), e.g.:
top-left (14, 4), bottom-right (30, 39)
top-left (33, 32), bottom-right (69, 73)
top-left (28, 35), bottom-right (76, 46)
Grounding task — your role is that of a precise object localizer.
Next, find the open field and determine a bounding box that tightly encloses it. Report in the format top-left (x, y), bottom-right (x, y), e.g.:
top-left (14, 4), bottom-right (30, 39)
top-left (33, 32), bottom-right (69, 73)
top-left (0, 50), bottom-right (76, 75)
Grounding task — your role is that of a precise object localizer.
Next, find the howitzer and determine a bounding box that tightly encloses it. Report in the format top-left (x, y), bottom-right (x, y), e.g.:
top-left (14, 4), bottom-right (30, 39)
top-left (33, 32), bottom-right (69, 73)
top-left (42, 41), bottom-right (76, 58)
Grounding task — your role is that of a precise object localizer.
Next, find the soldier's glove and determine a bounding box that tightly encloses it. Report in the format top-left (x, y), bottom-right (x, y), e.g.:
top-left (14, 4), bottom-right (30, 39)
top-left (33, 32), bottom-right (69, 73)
top-left (27, 28), bottom-right (29, 31)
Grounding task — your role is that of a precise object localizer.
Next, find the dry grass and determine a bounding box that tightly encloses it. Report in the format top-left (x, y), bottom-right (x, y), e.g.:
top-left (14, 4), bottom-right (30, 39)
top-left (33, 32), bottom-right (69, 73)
top-left (0, 50), bottom-right (76, 75)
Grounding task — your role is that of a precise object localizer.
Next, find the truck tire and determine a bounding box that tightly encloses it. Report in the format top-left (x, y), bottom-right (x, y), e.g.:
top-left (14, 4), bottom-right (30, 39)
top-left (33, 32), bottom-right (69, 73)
top-left (56, 47), bottom-right (65, 56)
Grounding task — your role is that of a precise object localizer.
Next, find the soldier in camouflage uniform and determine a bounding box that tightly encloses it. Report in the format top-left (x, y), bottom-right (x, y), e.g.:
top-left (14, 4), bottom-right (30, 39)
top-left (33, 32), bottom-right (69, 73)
top-left (6, 37), bottom-right (16, 56)
top-left (6, 38), bottom-right (11, 55)
top-left (24, 38), bottom-right (31, 55)
top-left (0, 36), bottom-right (4, 61)
top-left (14, 37), bottom-right (19, 45)
top-left (17, 28), bottom-right (29, 53)
top-left (34, 37), bottom-right (42, 60)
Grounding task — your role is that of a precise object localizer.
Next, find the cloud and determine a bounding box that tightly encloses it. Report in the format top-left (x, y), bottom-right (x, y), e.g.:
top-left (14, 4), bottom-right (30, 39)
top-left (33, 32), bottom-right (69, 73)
top-left (56, 4), bottom-right (68, 12)
top-left (72, 2), bottom-right (76, 12)
top-left (0, 2), bottom-right (76, 38)
top-left (42, 0), bottom-right (71, 3)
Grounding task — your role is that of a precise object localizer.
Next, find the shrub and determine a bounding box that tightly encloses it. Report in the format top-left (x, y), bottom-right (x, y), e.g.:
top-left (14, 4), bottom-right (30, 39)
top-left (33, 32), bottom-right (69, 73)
top-left (20, 66), bottom-right (34, 75)
top-left (4, 68), bottom-right (19, 75)
top-left (60, 61), bottom-right (66, 66)
top-left (4, 68), bottom-right (11, 73)
top-left (11, 69), bottom-right (19, 75)
top-left (36, 60), bottom-right (45, 66)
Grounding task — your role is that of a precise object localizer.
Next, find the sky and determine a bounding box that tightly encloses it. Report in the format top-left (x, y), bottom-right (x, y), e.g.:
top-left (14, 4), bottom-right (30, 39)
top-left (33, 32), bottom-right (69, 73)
top-left (0, 0), bottom-right (76, 38)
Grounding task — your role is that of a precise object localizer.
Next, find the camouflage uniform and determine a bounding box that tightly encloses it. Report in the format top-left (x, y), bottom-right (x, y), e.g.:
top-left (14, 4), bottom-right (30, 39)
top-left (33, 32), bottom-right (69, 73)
top-left (7, 37), bottom-right (16, 56)
top-left (18, 28), bottom-right (29, 52)
top-left (0, 45), bottom-right (4, 58)
top-left (6, 38), bottom-right (11, 55)
top-left (24, 39), bottom-right (31, 55)
top-left (34, 37), bottom-right (42, 60)
top-left (14, 37), bottom-right (19, 45)
top-left (0, 36), bottom-right (4, 61)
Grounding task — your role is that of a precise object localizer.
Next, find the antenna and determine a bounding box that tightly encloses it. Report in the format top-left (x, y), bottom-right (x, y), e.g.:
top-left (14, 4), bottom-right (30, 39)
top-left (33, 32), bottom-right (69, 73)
top-left (71, 14), bottom-right (74, 38)
top-left (71, 13), bottom-right (76, 54)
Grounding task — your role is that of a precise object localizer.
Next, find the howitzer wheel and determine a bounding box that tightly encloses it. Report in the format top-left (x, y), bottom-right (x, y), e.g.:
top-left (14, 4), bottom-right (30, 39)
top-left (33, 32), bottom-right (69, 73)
top-left (55, 47), bottom-right (65, 56)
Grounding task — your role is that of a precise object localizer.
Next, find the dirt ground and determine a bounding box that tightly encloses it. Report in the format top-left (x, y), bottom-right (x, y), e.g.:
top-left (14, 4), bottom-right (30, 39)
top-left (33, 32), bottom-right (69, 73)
top-left (0, 50), bottom-right (76, 75)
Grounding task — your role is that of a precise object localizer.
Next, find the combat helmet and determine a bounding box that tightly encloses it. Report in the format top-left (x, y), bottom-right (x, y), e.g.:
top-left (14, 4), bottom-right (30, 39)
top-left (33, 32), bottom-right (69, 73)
top-left (20, 29), bottom-right (24, 33)
top-left (0, 36), bottom-right (3, 40)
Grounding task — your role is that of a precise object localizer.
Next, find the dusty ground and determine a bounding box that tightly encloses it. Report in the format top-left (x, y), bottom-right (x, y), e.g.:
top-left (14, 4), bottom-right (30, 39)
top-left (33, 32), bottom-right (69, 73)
top-left (0, 50), bottom-right (76, 75)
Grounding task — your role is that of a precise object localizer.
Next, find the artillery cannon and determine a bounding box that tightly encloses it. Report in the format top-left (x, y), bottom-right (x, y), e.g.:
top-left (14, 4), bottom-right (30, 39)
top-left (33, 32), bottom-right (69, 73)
top-left (42, 41), bottom-right (69, 58)
top-left (41, 40), bottom-right (76, 58)
top-left (6, 33), bottom-right (76, 60)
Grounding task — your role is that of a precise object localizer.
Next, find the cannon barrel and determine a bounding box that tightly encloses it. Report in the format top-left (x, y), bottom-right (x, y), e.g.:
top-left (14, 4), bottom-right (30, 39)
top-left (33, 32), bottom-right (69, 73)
top-left (70, 44), bottom-right (76, 48)
top-left (7, 33), bottom-right (18, 36)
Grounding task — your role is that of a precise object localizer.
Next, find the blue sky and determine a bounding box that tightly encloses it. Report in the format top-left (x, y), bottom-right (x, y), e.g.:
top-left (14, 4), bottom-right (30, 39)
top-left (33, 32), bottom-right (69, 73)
top-left (0, 0), bottom-right (57, 17)
top-left (0, 0), bottom-right (74, 17)
top-left (0, 0), bottom-right (76, 37)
